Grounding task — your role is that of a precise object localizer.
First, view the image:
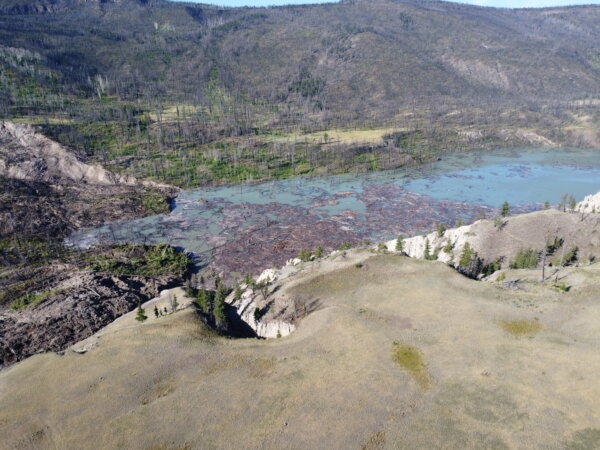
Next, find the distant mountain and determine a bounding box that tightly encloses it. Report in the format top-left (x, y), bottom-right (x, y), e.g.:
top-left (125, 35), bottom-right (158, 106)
top-left (1, 0), bottom-right (598, 121)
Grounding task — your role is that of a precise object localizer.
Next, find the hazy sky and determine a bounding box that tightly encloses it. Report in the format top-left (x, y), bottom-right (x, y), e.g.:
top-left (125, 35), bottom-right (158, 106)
top-left (179, 0), bottom-right (600, 7)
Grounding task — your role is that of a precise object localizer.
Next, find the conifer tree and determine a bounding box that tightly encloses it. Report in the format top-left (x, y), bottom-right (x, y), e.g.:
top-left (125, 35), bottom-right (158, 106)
top-left (423, 239), bottom-right (431, 260)
top-left (196, 289), bottom-right (211, 314)
top-left (501, 201), bottom-right (510, 217)
top-left (395, 236), bottom-right (404, 252)
top-left (136, 303), bottom-right (148, 322)
top-left (154, 305), bottom-right (159, 318)
top-left (213, 281), bottom-right (227, 326)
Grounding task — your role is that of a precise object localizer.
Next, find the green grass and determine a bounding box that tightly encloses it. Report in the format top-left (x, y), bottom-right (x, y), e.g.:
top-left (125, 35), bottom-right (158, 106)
top-left (10, 290), bottom-right (56, 310)
top-left (499, 320), bottom-right (541, 337)
top-left (391, 342), bottom-right (432, 390)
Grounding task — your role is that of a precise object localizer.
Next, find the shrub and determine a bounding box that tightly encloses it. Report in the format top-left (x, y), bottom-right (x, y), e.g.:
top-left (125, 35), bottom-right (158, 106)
top-left (314, 246), bottom-right (324, 259)
top-left (563, 246), bottom-right (579, 265)
top-left (10, 289), bottom-right (55, 310)
top-left (510, 248), bottom-right (539, 269)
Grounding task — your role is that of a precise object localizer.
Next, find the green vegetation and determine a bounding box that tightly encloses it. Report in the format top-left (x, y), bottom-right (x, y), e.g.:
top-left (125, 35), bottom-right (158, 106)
top-left (10, 289), bottom-right (55, 310)
top-left (510, 248), bottom-right (539, 269)
top-left (213, 282), bottom-right (228, 327)
top-left (338, 243), bottom-right (352, 251)
top-left (501, 201), bottom-right (510, 217)
top-left (85, 244), bottom-right (190, 278)
top-left (459, 243), bottom-right (476, 268)
top-left (141, 193), bottom-right (171, 215)
top-left (499, 320), bottom-right (541, 337)
top-left (298, 249), bottom-right (312, 262)
top-left (391, 342), bottom-right (431, 390)
top-left (395, 236), bottom-right (404, 252)
top-left (436, 223), bottom-right (446, 237)
top-left (496, 272), bottom-right (506, 282)
top-left (135, 303), bottom-right (148, 322)
top-left (553, 282), bottom-right (570, 292)
top-left (423, 239), bottom-right (432, 260)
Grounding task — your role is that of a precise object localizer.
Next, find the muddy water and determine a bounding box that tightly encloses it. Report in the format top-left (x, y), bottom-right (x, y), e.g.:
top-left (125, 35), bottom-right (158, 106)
top-left (68, 147), bottom-right (600, 281)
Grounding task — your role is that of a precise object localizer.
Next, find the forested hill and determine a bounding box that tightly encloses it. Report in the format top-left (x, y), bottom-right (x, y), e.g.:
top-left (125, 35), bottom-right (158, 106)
top-left (1, 0), bottom-right (599, 186)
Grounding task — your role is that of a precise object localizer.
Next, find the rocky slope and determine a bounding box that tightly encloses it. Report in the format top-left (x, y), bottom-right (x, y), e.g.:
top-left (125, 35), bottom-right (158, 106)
top-left (384, 203), bottom-right (600, 276)
top-left (0, 244), bottom-right (191, 368)
top-left (0, 269), bottom-right (180, 368)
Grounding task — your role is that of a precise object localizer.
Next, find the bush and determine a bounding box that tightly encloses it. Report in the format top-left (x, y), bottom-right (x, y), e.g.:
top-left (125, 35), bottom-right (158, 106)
top-left (510, 248), bottom-right (539, 269)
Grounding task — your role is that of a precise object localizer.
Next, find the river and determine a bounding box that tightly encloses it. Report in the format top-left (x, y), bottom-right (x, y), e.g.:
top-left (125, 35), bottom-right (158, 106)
top-left (68, 147), bottom-right (600, 282)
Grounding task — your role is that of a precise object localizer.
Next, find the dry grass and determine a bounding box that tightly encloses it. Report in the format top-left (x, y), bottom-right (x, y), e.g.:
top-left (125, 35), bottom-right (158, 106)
top-left (2, 255), bottom-right (600, 449)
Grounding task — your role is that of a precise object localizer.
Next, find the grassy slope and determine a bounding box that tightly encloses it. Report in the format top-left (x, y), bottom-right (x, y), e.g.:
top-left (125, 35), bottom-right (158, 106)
top-left (2, 254), bottom-right (600, 448)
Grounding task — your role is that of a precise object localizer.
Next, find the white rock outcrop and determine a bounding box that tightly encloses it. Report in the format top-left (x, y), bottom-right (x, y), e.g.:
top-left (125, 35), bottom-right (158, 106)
top-left (384, 223), bottom-right (480, 265)
top-left (576, 191), bottom-right (600, 214)
top-left (228, 288), bottom-right (295, 339)
top-left (256, 268), bottom-right (280, 284)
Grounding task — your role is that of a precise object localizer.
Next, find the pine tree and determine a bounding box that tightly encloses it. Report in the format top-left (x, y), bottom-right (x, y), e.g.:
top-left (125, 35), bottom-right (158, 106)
top-left (154, 305), bottom-right (159, 318)
top-left (315, 246), bottom-right (323, 259)
top-left (423, 239), bottom-right (431, 260)
top-left (437, 223), bottom-right (446, 237)
top-left (136, 303), bottom-right (148, 322)
top-left (501, 201), bottom-right (510, 217)
top-left (395, 236), bottom-right (404, 252)
top-left (459, 242), bottom-right (474, 267)
top-left (233, 285), bottom-right (243, 303)
top-left (213, 281), bottom-right (227, 326)
top-left (196, 289), bottom-right (211, 314)
top-left (171, 294), bottom-right (179, 312)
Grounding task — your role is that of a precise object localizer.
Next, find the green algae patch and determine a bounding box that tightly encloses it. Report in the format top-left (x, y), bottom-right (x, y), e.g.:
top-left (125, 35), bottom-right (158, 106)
top-left (499, 320), bottom-right (541, 337)
top-left (391, 342), bottom-right (432, 390)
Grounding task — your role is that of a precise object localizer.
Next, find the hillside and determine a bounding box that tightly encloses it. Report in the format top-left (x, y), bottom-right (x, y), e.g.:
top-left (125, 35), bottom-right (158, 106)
top-left (2, 249), bottom-right (600, 448)
top-left (0, 0), bottom-right (598, 186)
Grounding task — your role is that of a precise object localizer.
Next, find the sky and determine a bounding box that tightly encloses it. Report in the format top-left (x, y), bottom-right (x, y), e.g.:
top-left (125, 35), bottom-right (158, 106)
top-left (177, 0), bottom-right (600, 8)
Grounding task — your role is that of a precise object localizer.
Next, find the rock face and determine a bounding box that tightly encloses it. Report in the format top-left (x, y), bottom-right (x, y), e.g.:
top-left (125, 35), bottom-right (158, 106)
top-left (229, 287), bottom-right (296, 339)
top-left (0, 270), bottom-right (180, 368)
top-left (576, 191), bottom-right (600, 214)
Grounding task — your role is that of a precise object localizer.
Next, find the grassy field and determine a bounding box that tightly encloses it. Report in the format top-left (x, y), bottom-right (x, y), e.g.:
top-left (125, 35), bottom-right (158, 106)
top-left (1, 254), bottom-right (600, 449)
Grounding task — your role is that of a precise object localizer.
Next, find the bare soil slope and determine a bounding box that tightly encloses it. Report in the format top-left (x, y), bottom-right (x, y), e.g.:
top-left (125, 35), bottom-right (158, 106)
top-left (2, 253), bottom-right (600, 449)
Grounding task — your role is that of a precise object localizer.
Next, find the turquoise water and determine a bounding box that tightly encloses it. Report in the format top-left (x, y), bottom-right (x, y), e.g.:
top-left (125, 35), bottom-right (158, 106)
top-left (68, 147), bottom-right (600, 264)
